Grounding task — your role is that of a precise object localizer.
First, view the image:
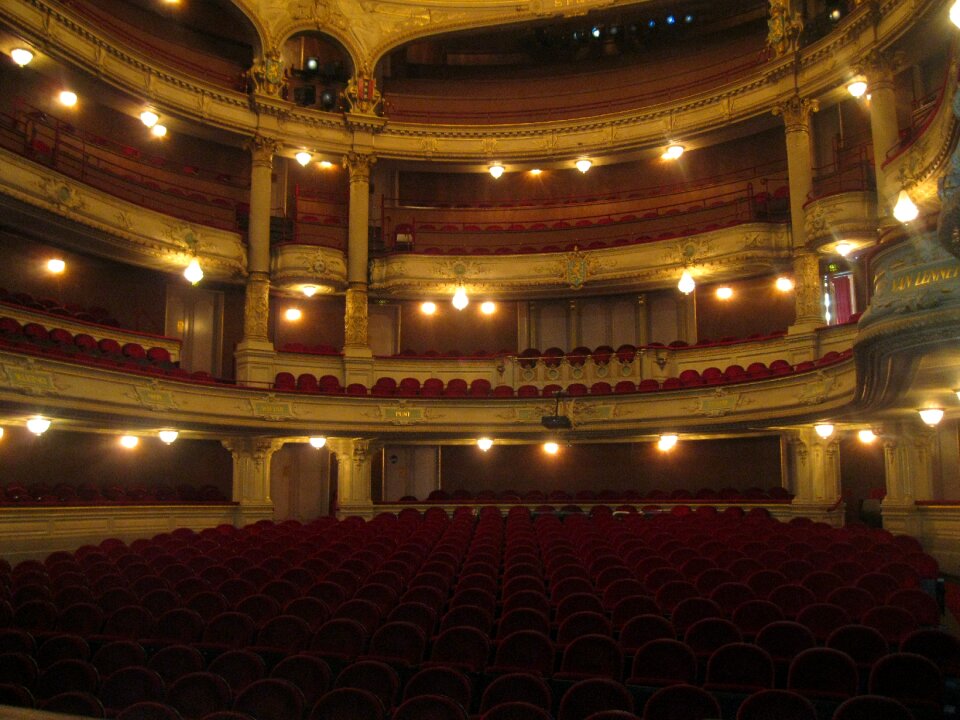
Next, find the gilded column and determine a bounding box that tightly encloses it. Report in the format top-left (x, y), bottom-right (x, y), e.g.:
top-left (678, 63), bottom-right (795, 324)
top-left (221, 437), bottom-right (285, 525)
top-left (327, 437), bottom-right (375, 518)
top-left (861, 50), bottom-right (902, 203)
top-left (774, 94), bottom-right (824, 331)
top-left (343, 152), bottom-right (376, 356)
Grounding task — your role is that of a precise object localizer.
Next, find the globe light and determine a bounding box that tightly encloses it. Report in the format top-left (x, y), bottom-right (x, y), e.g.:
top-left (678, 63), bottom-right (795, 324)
top-left (488, 164), bottom-right (504, 179)
top-left (59, 90), bottom-right (77, 107)
top-left (183, 258), bottom-right (203, 284)
top-left (918, 408), bottom-right (945, 426)
top-left (677, 270), bottom-right (696, 294)
top-left (836, 241), bottom-right (852, 257)
top-left (893, 190), bottom-right (919, 223)
top-left (715, 286), bottom-right (733, 300)
top-left (951, 0), bottom-right (960, 28)
top-left (295, 151), bottom-right (313, 167)
top-left (10, 48), bottom-right (34, 67)
top-left (575, 158), bottom-right (592, 173)
top-left (477, 437), bottom-right (493, 452)
top-left (543, 441), bottom-right (560, 455)
top-left (150, 124), bottom-right (167, 138)
top-left (452, 286), bottom-right (469, 311)
top-left (309, 436), bottom-right (327, 449)
top-left (47, 258), bottom-right (65, 274)
top-left (847, 80), bottom-right (867, 98)
top-left (480, 301), bottom-right (496, 315)
top-left (814, 423), bottom-right (834, 439)
top-left (858, 429), bottom-right (877, 443)
top-left (302, 285), bottom-right (318, 297)
top-left (662, 144), bottom-right (685, 160)
top-left (318, 161), bottom-right (334, 169)
top-left (140, 110), bottom-right (159, 128)
top-left (775, 276), bottom-right (795, 292)
top-left (119, 435), bottom-right (139, 449)
top-left (657, 434), bottom-right (679, 451)
top-left (26, 416), bottom-right (51, 435)
top-left (158, 430), bottom-right (179, 444)
top-left (529, 169), bottom-right (542, 176)
top-left (284, 308), bottom-right (303, 321)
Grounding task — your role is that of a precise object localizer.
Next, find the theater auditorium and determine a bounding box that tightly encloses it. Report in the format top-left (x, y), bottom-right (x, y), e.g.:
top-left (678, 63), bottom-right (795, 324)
top-left (0, 0), bottom-right (959, 717)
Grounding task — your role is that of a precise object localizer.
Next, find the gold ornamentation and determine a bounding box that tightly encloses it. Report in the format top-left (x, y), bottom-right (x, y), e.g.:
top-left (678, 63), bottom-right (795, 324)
top-left (247, 135), bottom-right (280, 167)
top-left (248, 48), bottom-right (286, 98)
top-left (772, 94), bottom-right (819, 133)
top-left (562, 247), bottom-right (590, 289)
top-left (243, 272), bottom-right (271, 340)
top-left (345, 286), bottom-right (369, 346)
top-left (343, 152), bottom-right (377, 183)
top-left (793, 251), bottom-right (823, 322)
top-left (37, 178), bottom-right (85, 212)
top-left (767, 0), bottom-right (804, 58)
top-left (343, 71), bottom-right (383, 115)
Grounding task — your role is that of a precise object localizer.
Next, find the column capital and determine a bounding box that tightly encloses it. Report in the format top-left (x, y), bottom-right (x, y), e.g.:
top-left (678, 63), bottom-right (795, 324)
top-left (857, 48), bottom-right (904, 86)
top-left (343, 152), bottom-right (377, 183)
top-left (773, 94), bottom-right (819, 133)
top-left (221, 436), bottom-right (284, 461)
top-left (247, 135), bottom-right (281, 168)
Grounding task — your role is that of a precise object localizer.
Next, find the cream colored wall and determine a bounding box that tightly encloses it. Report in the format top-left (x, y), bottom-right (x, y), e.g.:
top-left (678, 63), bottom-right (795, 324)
top-left (270, 442), bottom-right (332, 521)
top-left (382, 445), bottom-right (438, 500)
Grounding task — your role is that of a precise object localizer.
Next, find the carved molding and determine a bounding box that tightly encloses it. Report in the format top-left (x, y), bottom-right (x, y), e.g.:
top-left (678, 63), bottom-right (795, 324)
top-left (772, 94), bottom-right (819, 133)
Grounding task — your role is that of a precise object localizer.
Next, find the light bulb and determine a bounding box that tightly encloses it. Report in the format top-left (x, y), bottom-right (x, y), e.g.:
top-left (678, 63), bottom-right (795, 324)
top-left (295, 151), bottom-right (313, 167)
top-left (657, 434), bottom-right (678, 451)
top-left (715, 286), bottom-right (733, 300)
top-left (814, 423), bottom-right (834, 439)
top-left (858, 429), bottom-right (877, 443)
top-left (0, 428), bottom-right (3, 440)
top-left (893, 190), bottom-right (919, 223)
top-left (421, 301), bottom-right (437, 315)
top-left (836, 241), bottom-right (852, 257)
top-left (284, 308), bottom-right (303, 321)
top-left (158, 430), bottom-right (179, 444)
top-left (529, 169), bottom-right (542, 176)
top-left (543, 441), bottom-right (560, 455)
top-left (662, 144), bottom-right (685, 160)
top-left (309, 436), bottom-right (327, 449)
top-left (847, 80), bottom-right (867, 98)
top-left (59, 90), bottom-right (77, 107)
top-left (302, 285), bottom-right (318, 297)
top-left (150, 124), bottom-right (167, 138)
top-left (918, 408), bottom-right (944, 426)
top-left (452, 286), bottom-right (469, 311)
top-left (319, 161), bottom-right (334, 169)
top-left (775, 276), bottom-right (795, 292)
top-left (10, 48), bottom-right (34, 67)
top-left (47, 258), bottom-right (65, 274)
top-left (951, 0), bottom-right (960, 28)
top-left (678, 270), bottom-right (696, 294)
top-left (119, 435), bottom-right (139, 449)
top-left (26, 416), bottom-right (51, 435)
top-left (140, 110), bottom-right (159, 128)
top-left (480, 301), bottom-right (496, 315)
top-left (183, 258), bottom-right (203, 284)
top-left (575, 158), bottom-right (592, 173)
top-left (488, 164), bottom-right (504, 179)
top-left (477, 437), bottom-right (493, 452)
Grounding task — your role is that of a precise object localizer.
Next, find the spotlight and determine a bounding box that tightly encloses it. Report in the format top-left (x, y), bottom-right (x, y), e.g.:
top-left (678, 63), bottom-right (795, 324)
top-left (847, 80), bottom-right (867, 98)
top-left (452, 286), bottom-right (469, 311)
top-left (421, 301), bottom-right (437, 315)
top-left (26, 416), bottom-right (51, 435)
top-left (480, 301), bottom-right (496, 315)
top-left (295, 151), bottom-right (313, 167)
top-left (591, 26), bottom-right (601, 38)
top-left (140, 110), bottom-right (159, 128)
top-left (677, 270), bottom-right (695, 294)
top-left (58, 90), bottom-right (77, 107)
top-left (284, 307), bottom-right (303, 321)
top-left (150, 124), bottom-right (167, 138)
top-left (814, 423), bottom-right (834, 439)
top-left (666, 14), bottom-right (676, 24)
top-left (10, 48), bottom-right (34, 67)
top-left (305, 57), bottom-right (319, 71)
top-left (47, 258), bottom-right (65, 274)
top-left (715, 286), bottom-right (733, 301)
top-left (183, 258), bottom-right (203, 284)
top-left (829, 8), bottom-right (842, 20)
top-left (775, 276), bottom-right (795, 292)
top-left (302, 285), bottom-right (318, 297)
top-left (657, 434), bottom-right (678, 451)
top-left (858, 429), bottom-right (877, 443)
top-left (575, 158), bottom-right (592, 173)
top-left (119, 435), bottom-right (139, 449)
top-left (543, 441), bottom-right (559, 455)
top-left (952, 0), bottom-right (960, 28)
top-left (309, 436), bottom-right (327, 449)
top-left (918, 408), bottom-right (945, 426)
top-left (836, 241), bottom-right (852, 257)
top-left (477, 437), bottom-right (493, 452)
top-left (661, 144), bottom-right (685, 160)
top-left (489, 163), bottom-right (504, 179)
top-left (158, 430), bottom-right (179, 444)
top-left (893, 190), bottom-right (919, 223)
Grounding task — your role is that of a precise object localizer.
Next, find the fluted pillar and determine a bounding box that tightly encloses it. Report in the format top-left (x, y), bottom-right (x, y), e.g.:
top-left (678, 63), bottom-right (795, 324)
top-left (235, 136), bottom-right (280, 387)
top-left (222, 436), bottom-right (285, 525)
top-left (343, 152), bottom-right (376, 359)
top-left (327, 437), bottom-right (375, 518)
top-left (881, 422), bottom-right (936, 534)
top-left (786, 427), bottom-right (844, 525)
top-left (774, 94), bottom-right (824, 332)
top-left (862, 50), bottom-right (902, 204)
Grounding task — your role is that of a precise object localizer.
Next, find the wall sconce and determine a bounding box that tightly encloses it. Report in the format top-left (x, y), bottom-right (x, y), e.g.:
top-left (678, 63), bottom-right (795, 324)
top-left (918, 408), bottom-right (944, 426)
top-left (814, 423), bottom-right (834, 439)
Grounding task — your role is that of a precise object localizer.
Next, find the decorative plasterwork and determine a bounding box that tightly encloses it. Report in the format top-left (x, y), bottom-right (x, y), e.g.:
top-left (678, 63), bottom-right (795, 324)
top-left (0, 147), bottom-right (247, 279)
top-left (803, 191), bottom-right (879, 247)
top-left (369, 223), bottom-right (792, 298)
top-left (271, 244), bottom-right (348, 291)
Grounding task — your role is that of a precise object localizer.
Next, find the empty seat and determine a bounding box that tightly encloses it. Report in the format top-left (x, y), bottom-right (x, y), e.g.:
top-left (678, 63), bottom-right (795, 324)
top-left (308, 687), bottom-right (386, 720)
top-left (334, 660), bottom-right (399, 713)
top-left (233, 678), bottom-right (305, 720)
top-left (393, 694), bottom-right (468, 720)
top-left (168, 672), bottom-right (236, 719)
top-left (557, 678), bottom-right (634, 720)
top-left (736, 689), bottom-right (816, 720)
top-left (642, 684), bottom-right (720, 720)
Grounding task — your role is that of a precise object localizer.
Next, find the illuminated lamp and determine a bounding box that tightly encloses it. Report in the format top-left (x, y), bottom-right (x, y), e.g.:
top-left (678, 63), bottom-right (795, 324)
top-left (26, 416), bottom-right (51, 435)
top-left (319, 161), bottom-right (334, 169)
top-left (158, 430), bottom-right (179, 444)
top-left (150, 124), bottom-right (167, 138)
top-left (140, 110), bottom-right (159, 128)
top-left (529, 169), bottom-right (542, 176)
top-left (183, 258), bottom-right (203, 285)
top-left (452, 285), bottom-right (469, 311)
top-left (480, 301), bottom-right (496, 315)
top-left (575, 158), bottom-right (592, 173)
top-left (715, 286), bottom-right (733, 300)
top-left (543, 441), bottom-right (559, 455)
top-left (295, 151), bottom-right (313, 167)
top-left (918, 408), bottom-right (944, 426)
top-left (858, 429), bottom-right (877, 443)
top-left (847, 80), bottom-right (867, 98)
top-left (893, 190), bottom-right (919, 223)
top-left (677, 270), bottom-right (695, 294)
top-left (661, 144), bottom-right (685, 160)
top-left (59, 90), bottom-right (77, 107)
top-left (952, 0), bottom-right (960, 28)
top-left (10, 48), bottom-right (34, 67)
top-left (302, 285), bottom-right (318, 297)
top-left (309, 436), bottom-right (327, 449)
top-left (284, 308), bottom-right (303, 322)
top-left (119, 435), bottom-right (139, 449)
top-left (47, 258), bottom-right (65, 274)
top-left (421, 301), bottom-right (437, 315)
top-left (836, 241), bottom-right (852, 257)
top-left (775, 276), bottom-right (795, 292)
top-left (477, 437), bottom-right (493, 452)
top-left (814, 423), bottom-right (834, 439)
top-left (488, 164), bottom-right (504, 179)
top-left (657, 434), bottom-right (678, 451)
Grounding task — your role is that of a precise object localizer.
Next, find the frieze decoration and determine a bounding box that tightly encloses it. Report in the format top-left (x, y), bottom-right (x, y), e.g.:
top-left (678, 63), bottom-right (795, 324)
top-left (797, 372), bottom-right (836, 405)
top-left (134, 384), bottom-right (178, 412)
top-left (249, 397), bottom-right (294, 421)
top-left (562, 247), bottom-right (590, 290)
top-left (36, 178), bottom-right (85, 212)
top-left (0, 362), bottom-right (61, 396)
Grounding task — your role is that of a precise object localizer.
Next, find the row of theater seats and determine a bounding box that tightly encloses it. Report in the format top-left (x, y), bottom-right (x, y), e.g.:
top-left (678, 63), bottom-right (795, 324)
top-left (0, 483), bottom-right (227, 506)
top-left (274, 351), bottom-right (851, 397)
top-left (0, 317), bottom-right (224, 385)
top-left (0, 289), bottom-right (123, 329)
top-left (0, 508), bottom-right (948, 719)
top-left (406, 489), bottom-right (794, 504)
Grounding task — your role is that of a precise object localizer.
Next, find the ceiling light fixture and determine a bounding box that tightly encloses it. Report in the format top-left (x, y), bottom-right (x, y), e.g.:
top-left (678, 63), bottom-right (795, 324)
top-left (295, 151), bottom-right (313, 167)
top-left (158, 430), bottom-right (179, 444)
top-left (814, 423), bottom-right (834, 439)
top-left (677, 270), bottom-right (696, 294)
top-left (657, 433), bottom-right (679, 451)
top-left (302, 285), bottom-right (318, 297)
top-left (284, 308), bottom-right (303, 321)
top-left (58, 90), bottom-right (77, 107)
top-left (529, 168), bottom-right (542, 176)
top-left (480, 301), bottom-right (496, 315)
top-left (309, 436), bottom-right (327, 449)
top-left (858, 429), bottom-right (877, 443)
top-left (893, 189), bottom-right (919, 223)
top-left (47, 258), bottom-right (65, 274)
top-left (575, 158), bottom-right (592, 173)
top-left (26, 416), bottom-right (51, 435)
top-left (836, 241), bottom-right (853, 257)
top-left (140, 110), bottom-right (159, 128)
top-left (150, 124), bottom-right (167, 138)
top-left (183, 258), bottom-right (203, 284)
top-left (488, 163), bottom-right (504, 179)
top-left (119, 435), bottom-right (139, 449)
top-left (10, 48), bottom-right (34, 67)
top-left (0, 428), bottom-right (4, 440)
top-left (952, 0), bottom-right (960, 27)
top-left (715, 286), bottom-right (733, 300)
top-left (452, 285), bottom-right (469, 311)
top-left (775, 276), bottom-right (795, 292)
top-left (918, 408), bottom-right (945, 426)
top-left (420, 301), bottom-right (437, 315)
top-left (543, 441), bottom-right (560, 455)
top-left (847, 80), bottom-right (867, 98)
top-left (477, 437), bottom-right (493, 452)
top-left (318, 161), bottom-right (334, 169)
top-left (662, 144), bottom-right (685, 160)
